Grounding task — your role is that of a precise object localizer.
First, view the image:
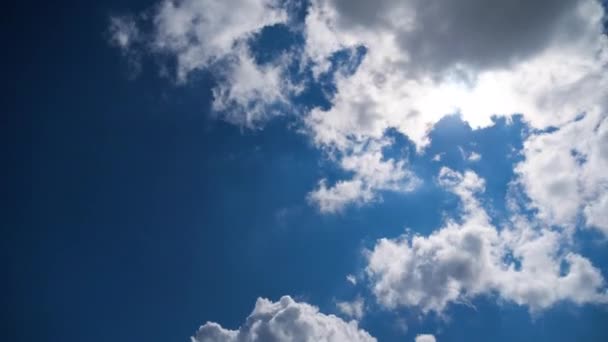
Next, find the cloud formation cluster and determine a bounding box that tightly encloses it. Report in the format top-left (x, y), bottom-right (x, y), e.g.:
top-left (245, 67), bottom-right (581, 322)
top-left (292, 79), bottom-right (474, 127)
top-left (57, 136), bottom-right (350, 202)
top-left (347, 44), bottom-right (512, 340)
top-left (111, 0), bottom-right (608, 215)
top-left (366, 168), bottom-right (607, 314)
top-left (111, 0), bottom-right (293, 127)
top-left (110, 0), bottom-right (608, 337)
top-left (304, 0), bottom-right (607, 144)
top-left (303, 0), bottom-right (607, 211)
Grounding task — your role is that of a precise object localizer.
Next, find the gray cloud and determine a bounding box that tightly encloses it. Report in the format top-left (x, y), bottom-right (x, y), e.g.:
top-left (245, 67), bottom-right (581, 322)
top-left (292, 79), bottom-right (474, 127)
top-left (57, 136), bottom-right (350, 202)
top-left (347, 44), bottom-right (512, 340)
top-left (329, 0), bottom-right (587, 75)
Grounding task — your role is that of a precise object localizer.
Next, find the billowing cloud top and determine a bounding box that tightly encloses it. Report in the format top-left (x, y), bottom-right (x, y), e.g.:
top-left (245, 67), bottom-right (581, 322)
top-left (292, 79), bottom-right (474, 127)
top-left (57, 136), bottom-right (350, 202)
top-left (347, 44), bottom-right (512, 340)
top-left (192, 296), bottom-right (376, 342)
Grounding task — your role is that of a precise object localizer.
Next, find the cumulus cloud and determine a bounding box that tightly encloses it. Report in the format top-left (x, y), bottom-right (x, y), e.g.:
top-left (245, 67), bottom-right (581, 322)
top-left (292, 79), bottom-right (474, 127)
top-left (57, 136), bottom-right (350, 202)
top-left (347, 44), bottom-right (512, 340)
top-left (366, 168), bottom-right (607, 314)
top-left (415, 334), bottom-right (436, 342)
top-left (151, 0), bottom-right (287, 79)
top-left (191, 296), bottom-right (376, 342)
top-left (112, 0), bottom-right (608, 215)
top-left (308, 140), bottom-right (420, 213)
top-left (210, 45), bottom-right (291, 127)
top-left (304, 0), bottom-right (608, 147)
top-left (110, 0), bottom-right (292, 127)
top-left (108, 1), bottom-right (608, 334)
top-left (301, 0), bottom-right (608, 212)
top-left (585, 192), bottom-right (608, 235)
top-left (516, 111), bottom-right (608, 236)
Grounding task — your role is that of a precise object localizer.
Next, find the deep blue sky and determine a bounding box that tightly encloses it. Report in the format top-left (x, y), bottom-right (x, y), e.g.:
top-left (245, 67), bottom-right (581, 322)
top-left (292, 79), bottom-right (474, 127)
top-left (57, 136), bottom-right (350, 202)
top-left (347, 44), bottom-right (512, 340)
top-left (4, 1), bottom-right (608, 341)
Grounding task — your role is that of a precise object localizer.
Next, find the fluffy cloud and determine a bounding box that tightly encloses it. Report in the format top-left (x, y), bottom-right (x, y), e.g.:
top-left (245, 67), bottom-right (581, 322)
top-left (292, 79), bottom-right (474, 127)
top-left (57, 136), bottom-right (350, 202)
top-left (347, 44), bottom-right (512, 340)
top-left (308, 140), bottom-right (420, 213)
top-left (111, 0), bottom-right (292, 127)
top-left (112, 1), bottom-right (608, 215)
top-left (191, 296), bottom-right (376, 342)
top-left (108, 1), bottom-right (608, 335)
top-left (415, 334), bottom-right (436, 342)
top-left (516, 110), bottom-right (608, 235)
top-left (304, 0), bottom-right (608, 147)
top-left (210, 45), bottom-right (291, 127)
top-left (366, 168), bottom-right (607, 314)
top-left (156, 0), bottom-right (295, 127)
top-left (302, 0), bottom-right (608, 212)
top-left (585, 192), bottom-right (608, 235)
top-left (151, 0), bottom-right (287, 79)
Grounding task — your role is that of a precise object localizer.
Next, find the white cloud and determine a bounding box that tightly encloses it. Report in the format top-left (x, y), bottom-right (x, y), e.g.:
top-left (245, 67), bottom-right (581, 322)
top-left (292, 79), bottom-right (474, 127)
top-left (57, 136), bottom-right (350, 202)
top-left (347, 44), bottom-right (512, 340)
top-left (304, 0), bottom-right (608, 147)
top-left (366, 168), bottom-right (607, 314)
top-left (516, 111), bottom-right (608, 235)
top-left (108, 1), bottom-right (608, 331)
top-left (210, 45), bottom-right (290, 128)
top-left (111, 0), bottom-right (292, 128)
top-left (467, 152), bottom-right (481, 162)
top-left (415, 334), bottom-right (437, 342)
top-left (458, 147), bottom-right (482, 162)
top-left (151, 0), bottom-right (287, 80)
top-left (301, 0), bottom-right (608, 212)
top-left (191, 296), bottom-right (376, 342)
top-left (336, 296), bottom-right (365, 320)
top-left (113, 0), bottom-right (608, 215)
top-left (153, 0), bottom-right (294, 128)
top-left (585, 192), bottom-right (608, 235)
top-left (346, 274), bottom-right (357, 285)
top-left (307, 140), bottom-right (420, 213)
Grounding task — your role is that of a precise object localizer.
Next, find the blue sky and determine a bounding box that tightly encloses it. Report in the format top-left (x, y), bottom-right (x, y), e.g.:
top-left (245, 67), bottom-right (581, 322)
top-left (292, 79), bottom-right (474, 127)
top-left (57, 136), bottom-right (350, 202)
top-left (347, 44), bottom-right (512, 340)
top-left (5, 1), bottom-right (608, 341)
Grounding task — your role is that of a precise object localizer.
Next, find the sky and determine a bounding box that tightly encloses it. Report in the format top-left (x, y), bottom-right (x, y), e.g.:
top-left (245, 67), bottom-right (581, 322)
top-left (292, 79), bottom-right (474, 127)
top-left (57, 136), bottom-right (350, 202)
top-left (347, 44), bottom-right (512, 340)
top-left (4, 0), bottom-right (608, 341)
